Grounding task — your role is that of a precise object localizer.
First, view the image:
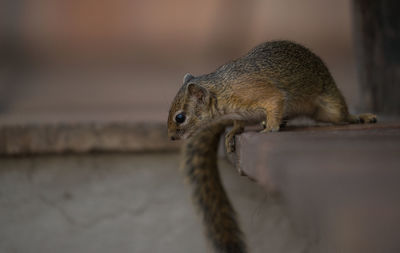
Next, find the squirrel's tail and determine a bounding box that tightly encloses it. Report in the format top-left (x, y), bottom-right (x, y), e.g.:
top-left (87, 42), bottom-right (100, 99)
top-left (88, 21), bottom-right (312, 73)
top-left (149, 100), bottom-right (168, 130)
top-left (181, 119), bottom-right (247, 253)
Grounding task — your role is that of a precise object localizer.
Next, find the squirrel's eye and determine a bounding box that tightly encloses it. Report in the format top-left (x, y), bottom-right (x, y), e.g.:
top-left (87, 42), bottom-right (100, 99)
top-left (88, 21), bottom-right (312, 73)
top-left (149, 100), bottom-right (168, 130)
top-left (175, 113), bottom-right (186, 124)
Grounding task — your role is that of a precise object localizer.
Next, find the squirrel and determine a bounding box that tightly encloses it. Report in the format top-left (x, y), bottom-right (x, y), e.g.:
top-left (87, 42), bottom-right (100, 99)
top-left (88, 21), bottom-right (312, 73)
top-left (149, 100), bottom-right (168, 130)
top-left (167, 40), bottom-right (377, 253)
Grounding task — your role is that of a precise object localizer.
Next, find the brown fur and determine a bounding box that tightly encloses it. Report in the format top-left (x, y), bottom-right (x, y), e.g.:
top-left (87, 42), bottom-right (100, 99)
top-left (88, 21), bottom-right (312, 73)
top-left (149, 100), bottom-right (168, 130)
top-left (168, 40), bottom-right (377, 253)
top-left (182, 119), bottom-right (246, 253)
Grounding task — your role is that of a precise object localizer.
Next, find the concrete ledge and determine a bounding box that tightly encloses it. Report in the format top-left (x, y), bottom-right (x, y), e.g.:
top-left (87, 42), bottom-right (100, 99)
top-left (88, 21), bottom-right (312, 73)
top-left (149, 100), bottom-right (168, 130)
top-left (0, 121), bottom-right (180, 155)
top-left (231, 122), bottom-right (400, 252)
top-left (234, 122), bottom-right (400, 184)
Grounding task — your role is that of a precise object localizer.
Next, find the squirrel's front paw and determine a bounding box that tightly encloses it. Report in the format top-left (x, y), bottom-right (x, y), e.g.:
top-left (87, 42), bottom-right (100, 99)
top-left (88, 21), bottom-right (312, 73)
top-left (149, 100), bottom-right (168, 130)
top-left (260, 124), bottom-right (280, 133)
top-left (263, 121), bottom-right (287, 129)
top-left (225, 134), bottom-right (236, 153)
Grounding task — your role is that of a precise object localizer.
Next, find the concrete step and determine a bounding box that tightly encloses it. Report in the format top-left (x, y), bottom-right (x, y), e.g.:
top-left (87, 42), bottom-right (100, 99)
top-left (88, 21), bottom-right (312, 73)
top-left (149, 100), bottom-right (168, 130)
top-left (231, 122), bottom-right (400, 253)
top-left (0, 121), bottom-right (179, 155)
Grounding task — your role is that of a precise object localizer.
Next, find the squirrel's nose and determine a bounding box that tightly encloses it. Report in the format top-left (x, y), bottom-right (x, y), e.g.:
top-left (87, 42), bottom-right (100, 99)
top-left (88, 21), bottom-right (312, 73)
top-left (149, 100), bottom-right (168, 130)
top-left (170, 136), bottom-right (176, 141)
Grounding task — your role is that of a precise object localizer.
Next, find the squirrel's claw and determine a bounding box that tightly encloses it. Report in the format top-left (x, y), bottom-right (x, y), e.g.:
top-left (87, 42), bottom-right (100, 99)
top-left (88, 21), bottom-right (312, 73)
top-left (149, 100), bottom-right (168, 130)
top-left (225, 134), bottom-right (236, 153)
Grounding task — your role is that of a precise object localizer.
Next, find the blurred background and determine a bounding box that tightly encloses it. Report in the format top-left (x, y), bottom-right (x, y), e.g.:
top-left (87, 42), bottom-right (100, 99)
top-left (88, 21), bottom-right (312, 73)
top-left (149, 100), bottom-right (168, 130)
top-left (0, 0), bottom-right (359, 124)
top-left (4, 1), bottom-right (397, 253)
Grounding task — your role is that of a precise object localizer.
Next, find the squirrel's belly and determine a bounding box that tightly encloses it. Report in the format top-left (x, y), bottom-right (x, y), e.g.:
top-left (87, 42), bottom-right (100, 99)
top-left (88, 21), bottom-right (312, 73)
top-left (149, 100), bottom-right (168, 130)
top-left (221, 109), bottom-right (266, 124)
top-left (283, 98), bottom-right (319, 119)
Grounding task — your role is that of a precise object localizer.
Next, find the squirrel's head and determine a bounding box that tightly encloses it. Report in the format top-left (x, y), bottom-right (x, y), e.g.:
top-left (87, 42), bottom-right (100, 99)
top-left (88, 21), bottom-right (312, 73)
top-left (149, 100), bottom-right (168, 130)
top-left (167, 73), bottom-right (214, 141)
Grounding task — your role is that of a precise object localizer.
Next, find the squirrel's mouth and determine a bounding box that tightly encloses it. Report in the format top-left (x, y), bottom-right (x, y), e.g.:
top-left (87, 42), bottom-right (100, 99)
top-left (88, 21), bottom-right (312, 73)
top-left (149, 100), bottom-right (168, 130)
top-left (169, 133), bottom-right (187, 141)
top-left (169, 129), bottom-right (193, 140)
top-left (182, 131), bottom-right (193, 139)
top-left (168, 132), bottom-right (180, 141)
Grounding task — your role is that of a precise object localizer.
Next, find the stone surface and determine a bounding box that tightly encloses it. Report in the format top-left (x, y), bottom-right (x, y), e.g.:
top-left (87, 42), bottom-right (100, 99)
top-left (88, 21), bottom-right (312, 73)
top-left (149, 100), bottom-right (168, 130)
top-left (0, 153), bottom-right (308, 253)
top-left (233, 122), bottom-right (400, 253)
top-left (0, 121), bottom-right (180, 155)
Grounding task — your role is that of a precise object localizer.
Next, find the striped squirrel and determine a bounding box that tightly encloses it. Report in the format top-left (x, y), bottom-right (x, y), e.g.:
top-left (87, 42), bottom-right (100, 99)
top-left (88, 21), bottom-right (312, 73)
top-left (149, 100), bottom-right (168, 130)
top-left (167, 40), bottom-right (377, 252)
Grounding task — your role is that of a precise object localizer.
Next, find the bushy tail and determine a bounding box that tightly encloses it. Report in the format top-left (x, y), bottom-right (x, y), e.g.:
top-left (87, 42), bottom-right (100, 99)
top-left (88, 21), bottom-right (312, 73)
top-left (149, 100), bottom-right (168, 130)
top-left (181, 119), bottom-right (247, 253)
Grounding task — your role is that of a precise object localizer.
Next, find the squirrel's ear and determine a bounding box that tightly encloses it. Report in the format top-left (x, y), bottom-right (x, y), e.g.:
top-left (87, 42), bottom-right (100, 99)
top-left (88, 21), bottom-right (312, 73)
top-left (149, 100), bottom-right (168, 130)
top-left (183, 73), bottom-right (194, 84)
top-left (186, 83), bottom-right (209, 104)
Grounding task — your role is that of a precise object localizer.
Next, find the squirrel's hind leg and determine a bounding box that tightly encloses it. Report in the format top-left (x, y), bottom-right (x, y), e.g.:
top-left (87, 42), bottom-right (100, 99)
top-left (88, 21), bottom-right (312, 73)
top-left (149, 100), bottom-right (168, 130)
top-left (347, 113), bottom-right (377, 124)
top-left (314, 94), bottom-right (377, 124)
top-left (313, 94), bottom-right (349, 124)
